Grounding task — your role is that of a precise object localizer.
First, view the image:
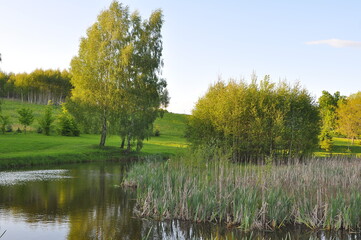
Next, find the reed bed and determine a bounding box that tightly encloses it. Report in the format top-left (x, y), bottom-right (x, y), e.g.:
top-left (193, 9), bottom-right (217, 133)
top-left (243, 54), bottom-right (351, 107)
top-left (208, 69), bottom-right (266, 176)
top-left (124, 152), bottom-right (361, 231)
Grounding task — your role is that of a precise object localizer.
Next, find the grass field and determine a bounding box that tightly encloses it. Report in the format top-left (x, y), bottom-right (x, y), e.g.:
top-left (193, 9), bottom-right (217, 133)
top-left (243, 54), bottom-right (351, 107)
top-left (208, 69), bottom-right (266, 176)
top-left (0, 99), bottom-right (62, 131)
top-left (0, 99), bottom-right (188, 169)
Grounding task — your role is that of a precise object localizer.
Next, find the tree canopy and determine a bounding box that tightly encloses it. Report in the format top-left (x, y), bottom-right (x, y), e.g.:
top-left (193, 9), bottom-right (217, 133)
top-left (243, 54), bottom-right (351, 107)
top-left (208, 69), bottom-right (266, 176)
top-left (70, 1), bottom-right (168, 148)
top-left (17, 108), bottom-right (34, 133)
top-left (337, 92), bottom-right (361, 144)
top-left (187, 76), bottom-right (320, 162)
top-left (318, 91), bottom-right (345, 151)
top-left (0, 69), bottom-right (72, 104)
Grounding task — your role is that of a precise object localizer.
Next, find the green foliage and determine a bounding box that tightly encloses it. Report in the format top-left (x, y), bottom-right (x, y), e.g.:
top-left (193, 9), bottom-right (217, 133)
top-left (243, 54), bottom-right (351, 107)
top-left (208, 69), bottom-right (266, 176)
top-left (17, 107), bottom-right (34, 133)
top-left (57, 105), bottom-right (80, 137)
top-left (70, 1), bottom-right (168, 148)
top-left (187, 76), bottom-right (320, 162)
top-left (38, 100), bottom-right (55, 135)
top-left (65, 99), bottom-right (101, 134)
top-left (154, 129), bottom-right (160, 136)
top-left (0, 99), bottom-right (10, 134)
top-left (0, 69), bottom-right (72, 104)
top-left (16, 127), bottom-right (22, 134)
top-left (0, 114), bottom-right (10, 134)
top-left (6, 124), bottom-right (12, 133)
top-left (0, 99), bottom-right (61, 132)
top-left (337, 92), bottom-right (361, 145)
top-left (318, 91), bottom-right (345, 151)
top-left (0, 111), bottom-right (187, 169)
top-left (319, 128), bottom-right (333, 151)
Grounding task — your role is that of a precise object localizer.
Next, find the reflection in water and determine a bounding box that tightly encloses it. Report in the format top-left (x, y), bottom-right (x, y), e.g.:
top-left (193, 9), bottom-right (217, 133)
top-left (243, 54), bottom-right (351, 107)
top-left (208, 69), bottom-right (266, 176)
top-left (0, 163), bottom-right (361, 239)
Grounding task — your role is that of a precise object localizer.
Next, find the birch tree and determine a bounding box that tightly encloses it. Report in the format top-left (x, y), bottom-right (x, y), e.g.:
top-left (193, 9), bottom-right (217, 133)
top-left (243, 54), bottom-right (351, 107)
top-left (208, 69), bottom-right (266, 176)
top-left (70, 1), bottom-right (167, 147)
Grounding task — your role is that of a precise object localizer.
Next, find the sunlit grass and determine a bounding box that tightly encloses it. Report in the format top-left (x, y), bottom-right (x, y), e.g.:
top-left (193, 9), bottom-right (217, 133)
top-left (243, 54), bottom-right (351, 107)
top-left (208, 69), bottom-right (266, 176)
top-left (0, 131), bottom-right (187, 169)
top-left (314, 137), bottom-right (361, 157)
top-left (0, 99), bottom-right (188, 168)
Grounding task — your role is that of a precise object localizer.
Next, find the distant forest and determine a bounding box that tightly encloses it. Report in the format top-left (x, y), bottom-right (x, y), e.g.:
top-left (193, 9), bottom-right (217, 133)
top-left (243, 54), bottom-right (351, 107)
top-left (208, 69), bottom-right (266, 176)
top-left (0, 69), bottom-right (72, 104)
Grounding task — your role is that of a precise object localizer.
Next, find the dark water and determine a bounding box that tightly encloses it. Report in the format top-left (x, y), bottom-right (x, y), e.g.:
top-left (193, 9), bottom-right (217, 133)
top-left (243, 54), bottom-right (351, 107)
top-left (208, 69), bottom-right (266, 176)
top-left (0, 162), bottom-right (360, 240)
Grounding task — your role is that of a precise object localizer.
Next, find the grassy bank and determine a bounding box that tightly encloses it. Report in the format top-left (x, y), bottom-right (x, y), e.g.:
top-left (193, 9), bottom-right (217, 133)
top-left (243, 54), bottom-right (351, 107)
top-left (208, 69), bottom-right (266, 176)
top-left (0, 99), bottom-right (188, 169)
top-left (124, 150), bottom-right (361, 231)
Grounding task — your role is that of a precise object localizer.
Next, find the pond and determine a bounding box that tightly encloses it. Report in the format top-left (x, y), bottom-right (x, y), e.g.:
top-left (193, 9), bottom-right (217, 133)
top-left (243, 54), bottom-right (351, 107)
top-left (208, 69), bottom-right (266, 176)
top-left (0, 162), bottom-right (359, 239)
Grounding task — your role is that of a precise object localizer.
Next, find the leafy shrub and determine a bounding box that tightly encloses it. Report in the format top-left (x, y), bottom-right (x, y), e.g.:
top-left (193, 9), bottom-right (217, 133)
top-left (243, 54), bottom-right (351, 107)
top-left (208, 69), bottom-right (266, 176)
top-left (154, 129), bottom-right (160, 137)
top-left (0, 115), bottom-right (10, 134)
top-left (57, 105), bottom-right (80, 137)
top-left (187, 76), bottom-right (320, 162)
top-left (38, 100), bottom-right (55, 136)
top-left (37, 127), bottom-right (43, 134)
top-left (17, 107), bottom-right (34, 133)
top-left (6, 125), bottom-right (12, 133)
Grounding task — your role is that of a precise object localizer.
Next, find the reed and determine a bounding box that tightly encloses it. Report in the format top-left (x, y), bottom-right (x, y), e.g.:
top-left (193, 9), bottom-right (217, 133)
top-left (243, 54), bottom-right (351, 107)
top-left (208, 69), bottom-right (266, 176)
top-left (124, 150), bottom-right (361, 231)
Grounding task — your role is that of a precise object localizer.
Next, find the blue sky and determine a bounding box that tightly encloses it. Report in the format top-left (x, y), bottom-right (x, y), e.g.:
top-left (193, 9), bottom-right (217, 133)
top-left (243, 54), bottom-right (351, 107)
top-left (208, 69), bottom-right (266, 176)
top-left (0, 0), bottom-right (360, 114)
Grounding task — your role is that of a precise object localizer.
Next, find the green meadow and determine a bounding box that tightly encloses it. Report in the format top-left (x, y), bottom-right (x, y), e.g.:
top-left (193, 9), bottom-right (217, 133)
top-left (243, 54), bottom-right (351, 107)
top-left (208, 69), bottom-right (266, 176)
top-left (0, 99), bottom-right (188, 169)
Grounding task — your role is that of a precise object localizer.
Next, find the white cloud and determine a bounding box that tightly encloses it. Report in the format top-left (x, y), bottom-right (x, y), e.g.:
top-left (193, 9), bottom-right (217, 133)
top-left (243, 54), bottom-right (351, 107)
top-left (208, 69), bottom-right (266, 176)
top-left (305, 38), bottom-right (361, 48)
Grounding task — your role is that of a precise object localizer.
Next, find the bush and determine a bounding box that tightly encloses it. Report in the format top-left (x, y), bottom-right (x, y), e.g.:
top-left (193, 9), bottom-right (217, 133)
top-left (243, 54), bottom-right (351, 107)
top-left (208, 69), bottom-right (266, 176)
top-left (6, 125), bottom-right (12, 133)
top-left (38, 100), bottom-right (55, 136)
top-left (37, 127), bottom-right (43, 134)
top-left (0, 115), bottom-right (10, 134)
top-left (187, 76), bottom-right (320, 162)
top-left (154, 129), bottom-right (160, 137)
top-left (57, 105), bottom-right (80, 137)
top-left (17, 107), bottom-right (34, 133)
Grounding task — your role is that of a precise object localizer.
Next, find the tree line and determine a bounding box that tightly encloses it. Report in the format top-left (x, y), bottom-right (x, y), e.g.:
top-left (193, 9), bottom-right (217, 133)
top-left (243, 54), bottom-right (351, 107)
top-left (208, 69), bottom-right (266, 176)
top-left (0, 69), bottom-right (72, 104)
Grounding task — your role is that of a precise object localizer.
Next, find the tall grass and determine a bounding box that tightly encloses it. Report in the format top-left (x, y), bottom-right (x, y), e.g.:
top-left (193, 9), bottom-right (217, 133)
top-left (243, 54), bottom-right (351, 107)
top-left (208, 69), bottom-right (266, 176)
top-left (124, 149), bottom-right (361, 231)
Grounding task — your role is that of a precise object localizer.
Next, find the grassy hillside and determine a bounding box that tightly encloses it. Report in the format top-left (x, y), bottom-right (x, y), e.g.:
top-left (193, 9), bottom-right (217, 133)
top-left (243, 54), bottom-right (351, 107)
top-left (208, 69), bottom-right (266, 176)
top-left (0, 99), bottom-right (188, 169)
top-left (1, 99), bottom-right (61, 131)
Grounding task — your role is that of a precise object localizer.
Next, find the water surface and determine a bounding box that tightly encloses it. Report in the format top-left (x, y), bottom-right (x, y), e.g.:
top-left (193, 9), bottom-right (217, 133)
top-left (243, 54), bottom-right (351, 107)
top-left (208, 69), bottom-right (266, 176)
top-left (0, 162), bottom-right (360, 239)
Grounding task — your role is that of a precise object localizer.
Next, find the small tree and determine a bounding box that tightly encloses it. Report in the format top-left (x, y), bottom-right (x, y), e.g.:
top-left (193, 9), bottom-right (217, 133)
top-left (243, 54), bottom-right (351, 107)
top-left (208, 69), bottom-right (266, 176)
top-left (0, 115), bottom-right (10, 134)
top-left (39, 100), bottom-right (55, 135)
top-left (58, 105), bottom-right (80, 137)
top-left (17, 108), bottom-right (34, 133)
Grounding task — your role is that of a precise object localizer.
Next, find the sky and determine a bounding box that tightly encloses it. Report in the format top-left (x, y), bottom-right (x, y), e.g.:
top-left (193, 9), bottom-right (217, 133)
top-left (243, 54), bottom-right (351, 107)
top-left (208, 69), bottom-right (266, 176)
top-left (0, 0), bottom-right (360, 114)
